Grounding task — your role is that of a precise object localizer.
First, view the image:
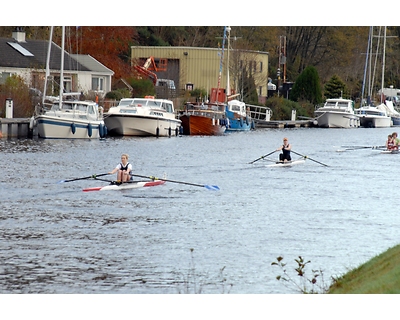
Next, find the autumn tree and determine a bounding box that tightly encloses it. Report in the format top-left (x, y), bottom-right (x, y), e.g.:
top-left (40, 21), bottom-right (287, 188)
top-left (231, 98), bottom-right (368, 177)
top-left (62, 26), bottom-right (137, 80)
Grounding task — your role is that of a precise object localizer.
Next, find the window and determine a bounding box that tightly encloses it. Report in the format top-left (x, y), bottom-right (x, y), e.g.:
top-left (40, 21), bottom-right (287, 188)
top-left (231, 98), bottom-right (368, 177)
top-left (259, 86), bottom-right (263, 96)
top-left (0, 72), bottom-right (11, 84)
top-left (259, 61), bottom-right (263, 73)
top-left (92, 77), bottom-right (104, 91)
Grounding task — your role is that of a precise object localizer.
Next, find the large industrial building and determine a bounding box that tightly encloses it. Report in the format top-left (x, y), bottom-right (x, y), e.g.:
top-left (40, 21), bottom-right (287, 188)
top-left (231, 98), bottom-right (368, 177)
top-left (131, 46), bottom-right (269, 102)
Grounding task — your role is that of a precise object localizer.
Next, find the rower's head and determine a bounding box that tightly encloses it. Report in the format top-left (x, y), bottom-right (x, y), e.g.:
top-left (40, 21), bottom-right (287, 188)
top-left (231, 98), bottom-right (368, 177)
top-left (121, 154), bottom-right (129, 162)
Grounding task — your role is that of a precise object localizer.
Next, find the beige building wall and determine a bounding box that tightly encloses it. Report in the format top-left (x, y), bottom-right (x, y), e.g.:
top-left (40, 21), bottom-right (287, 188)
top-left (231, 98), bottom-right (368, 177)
top-left (131, 46), bottom-right (269, 98)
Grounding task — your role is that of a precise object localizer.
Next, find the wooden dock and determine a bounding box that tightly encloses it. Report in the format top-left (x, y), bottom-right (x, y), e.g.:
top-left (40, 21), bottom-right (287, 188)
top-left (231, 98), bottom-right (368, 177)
top-left (254, 119), bottom-right (317, 128)
top-left (0, 118), bottom-right (35, 138)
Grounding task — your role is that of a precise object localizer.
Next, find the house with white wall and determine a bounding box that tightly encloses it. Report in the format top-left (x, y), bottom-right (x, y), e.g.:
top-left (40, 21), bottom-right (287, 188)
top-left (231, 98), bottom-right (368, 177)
top-left (0, 29), bottom-right (114, 97)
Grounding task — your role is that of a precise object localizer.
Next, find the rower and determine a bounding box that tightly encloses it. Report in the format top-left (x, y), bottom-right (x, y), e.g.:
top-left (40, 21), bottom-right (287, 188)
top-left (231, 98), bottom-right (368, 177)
top-left (276, 137), bottom-right (292, 162)
top-left (108, 153), bottom-right (133, 182)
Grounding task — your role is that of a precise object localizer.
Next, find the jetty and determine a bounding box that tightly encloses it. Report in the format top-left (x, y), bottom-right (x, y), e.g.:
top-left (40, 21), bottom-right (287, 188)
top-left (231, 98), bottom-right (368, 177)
top-left (254, 119), bottom-right (317, 128)
top-left (248, 105), bottom-right (317, 128)
top-left (0, 118), bottom-right (34, 139)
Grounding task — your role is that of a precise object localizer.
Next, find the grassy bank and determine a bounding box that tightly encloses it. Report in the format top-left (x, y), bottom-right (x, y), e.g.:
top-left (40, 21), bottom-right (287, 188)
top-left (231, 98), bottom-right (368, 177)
top-left (328, 244), bottom-right (400, 293)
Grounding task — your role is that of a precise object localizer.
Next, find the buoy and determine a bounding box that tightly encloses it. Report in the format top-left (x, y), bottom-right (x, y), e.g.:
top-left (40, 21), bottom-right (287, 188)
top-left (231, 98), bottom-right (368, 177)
top-left (87, 123), bottom-right (92, 137)
top-left (71, 123), bottom-right (76, 134)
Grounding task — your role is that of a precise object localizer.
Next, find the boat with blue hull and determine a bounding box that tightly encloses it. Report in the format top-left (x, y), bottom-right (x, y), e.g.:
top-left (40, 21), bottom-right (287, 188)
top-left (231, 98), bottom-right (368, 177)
top-left (225, 99), bottom-right (254, 131)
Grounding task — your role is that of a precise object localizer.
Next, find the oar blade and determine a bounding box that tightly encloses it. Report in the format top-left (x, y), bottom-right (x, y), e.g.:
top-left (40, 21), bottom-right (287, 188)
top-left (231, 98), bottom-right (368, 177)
top-left (204, 185), bottom-right (220, 191)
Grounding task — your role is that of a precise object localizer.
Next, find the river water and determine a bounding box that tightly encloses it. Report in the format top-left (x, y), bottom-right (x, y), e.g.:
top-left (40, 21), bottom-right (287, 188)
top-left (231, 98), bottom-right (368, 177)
top-left (1, 127), bottom-right (399, 295)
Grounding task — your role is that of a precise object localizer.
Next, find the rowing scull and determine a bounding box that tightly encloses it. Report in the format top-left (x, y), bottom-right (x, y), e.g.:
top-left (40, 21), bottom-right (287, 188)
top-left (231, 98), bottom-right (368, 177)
top-left (83, 180), bottom-right (165, 192)
top-left (265, 158), bottom-right (306, 167)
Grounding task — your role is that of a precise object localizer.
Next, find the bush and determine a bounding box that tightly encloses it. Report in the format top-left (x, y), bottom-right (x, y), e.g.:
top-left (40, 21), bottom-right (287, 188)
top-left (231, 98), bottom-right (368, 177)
top-left (0, 75), bottom-right (33, 117)
top-left (265, 96), bottom-right (314, 120)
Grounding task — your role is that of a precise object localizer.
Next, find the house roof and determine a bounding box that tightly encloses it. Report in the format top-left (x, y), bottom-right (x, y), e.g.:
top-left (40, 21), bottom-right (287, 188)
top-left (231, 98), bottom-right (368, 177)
top-left (0, 35), bottom-right (106, 73)
top-left (70, 54), bottom-right (114, 75)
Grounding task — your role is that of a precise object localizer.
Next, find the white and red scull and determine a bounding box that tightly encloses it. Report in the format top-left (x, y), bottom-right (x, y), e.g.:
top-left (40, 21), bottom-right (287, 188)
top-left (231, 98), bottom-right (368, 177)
top-left (83, 180), bottom-right (165, 192)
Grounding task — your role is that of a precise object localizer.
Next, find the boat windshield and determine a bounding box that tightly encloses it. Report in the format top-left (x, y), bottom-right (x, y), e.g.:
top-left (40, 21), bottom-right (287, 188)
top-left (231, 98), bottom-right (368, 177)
top-left (118, 99), bottom-right (134, 107)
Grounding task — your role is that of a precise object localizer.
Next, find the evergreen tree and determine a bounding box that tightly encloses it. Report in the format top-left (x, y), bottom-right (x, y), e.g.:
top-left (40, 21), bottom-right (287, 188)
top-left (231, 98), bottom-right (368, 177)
top-left (324, 75), bottom-right (349, 99)
top-left (289, 66), bottom-right (322, 105)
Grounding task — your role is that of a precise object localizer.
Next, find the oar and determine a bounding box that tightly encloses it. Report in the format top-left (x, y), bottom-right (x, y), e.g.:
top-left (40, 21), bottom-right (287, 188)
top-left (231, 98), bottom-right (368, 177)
top-left (341, 145), bottom-right (385, 149)
top-left (58, 173), bottom-right (109, 183)
top-left (248, 150), bottom-right (277, 164)
top-left (130, 173), bottom-right (220, 191)
top-left (291, 151), bottom-right (329, 167)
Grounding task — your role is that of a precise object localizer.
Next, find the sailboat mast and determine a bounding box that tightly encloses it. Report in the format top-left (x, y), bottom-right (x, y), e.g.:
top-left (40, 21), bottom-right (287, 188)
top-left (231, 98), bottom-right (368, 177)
top-left (381, 26), bottom-right (387, 104)
top-left (59, 26), bottom-right (65, 109)
top-left (361, 26), bottom-right (371, 106)
top-left (42, 26), bottom-right (53, 106)
top-left (226, 26), bottom-right (231, 103)
top-left (216, 26), bottom-right (227, 104)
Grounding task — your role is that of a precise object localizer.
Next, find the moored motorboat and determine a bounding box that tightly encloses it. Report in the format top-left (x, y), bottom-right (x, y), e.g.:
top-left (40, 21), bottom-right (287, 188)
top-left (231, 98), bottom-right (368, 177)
top-left (225, 99), bottom-right (254, 132)
top-left (354, 104), bottom-right (392, 128)
top-left (178, 102), bottom-right (226, 135)
top-left (314, 97), bottom-right (359, 128)
top-left (35, 98), bottom-right (106, 139)
top-left (83, 179), bottom-right (165, 192)
top-left (104, 96), bottom-right (181, 137)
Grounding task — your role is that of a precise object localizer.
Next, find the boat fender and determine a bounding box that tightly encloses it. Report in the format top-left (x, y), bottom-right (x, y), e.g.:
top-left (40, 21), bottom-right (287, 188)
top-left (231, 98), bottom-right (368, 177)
top-left (168, 127), bottom-right (172, 136)
top-left (156, 127), bottom-right (160, 137)
top-left (179, 126), bottom-right (183, 135)
top-left (99, 123), bottom-right (105, 138)
top-left (71, 123), bottom-right (76, 134)
top-left (29, 116), bottom-right (35, 130)
top-left (87, 123), bottom-right (92, 137)
top-left (175, 127), bottom-right (179, 136)
top-left (240, 117), bottom-right (244, 127)
top-left (212, 118), bottom-right (215, 126)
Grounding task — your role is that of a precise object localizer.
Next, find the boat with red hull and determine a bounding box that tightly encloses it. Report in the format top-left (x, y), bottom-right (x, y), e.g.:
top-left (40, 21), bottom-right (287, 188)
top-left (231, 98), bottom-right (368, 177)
top-left (178, 102), bottom-right (226, 136)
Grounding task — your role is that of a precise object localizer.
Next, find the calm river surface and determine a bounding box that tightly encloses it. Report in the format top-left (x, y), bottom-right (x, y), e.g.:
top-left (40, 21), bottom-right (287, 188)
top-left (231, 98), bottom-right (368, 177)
top-left (1, 127), bottom-right (399, 294)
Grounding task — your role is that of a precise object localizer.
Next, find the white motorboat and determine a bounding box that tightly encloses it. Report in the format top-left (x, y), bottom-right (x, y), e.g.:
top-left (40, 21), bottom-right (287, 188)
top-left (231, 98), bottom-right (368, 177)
top-left (35, 99), bottom-right (106, 139)
top-left (104, 96), bottom-right (181, 137)
top-left (314, 97), bottom-right (360, 128)
top-left (354, 104), bottom-right (392, 128)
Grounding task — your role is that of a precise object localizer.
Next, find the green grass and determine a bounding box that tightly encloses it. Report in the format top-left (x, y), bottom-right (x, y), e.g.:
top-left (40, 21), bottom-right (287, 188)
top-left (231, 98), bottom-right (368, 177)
top-left (328, 244), bottom-right (400, 294)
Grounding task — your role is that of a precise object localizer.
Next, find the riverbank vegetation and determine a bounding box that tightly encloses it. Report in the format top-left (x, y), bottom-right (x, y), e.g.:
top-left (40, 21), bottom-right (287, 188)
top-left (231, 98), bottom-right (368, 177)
top-left (328, 244), bottom-right (400, 294)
